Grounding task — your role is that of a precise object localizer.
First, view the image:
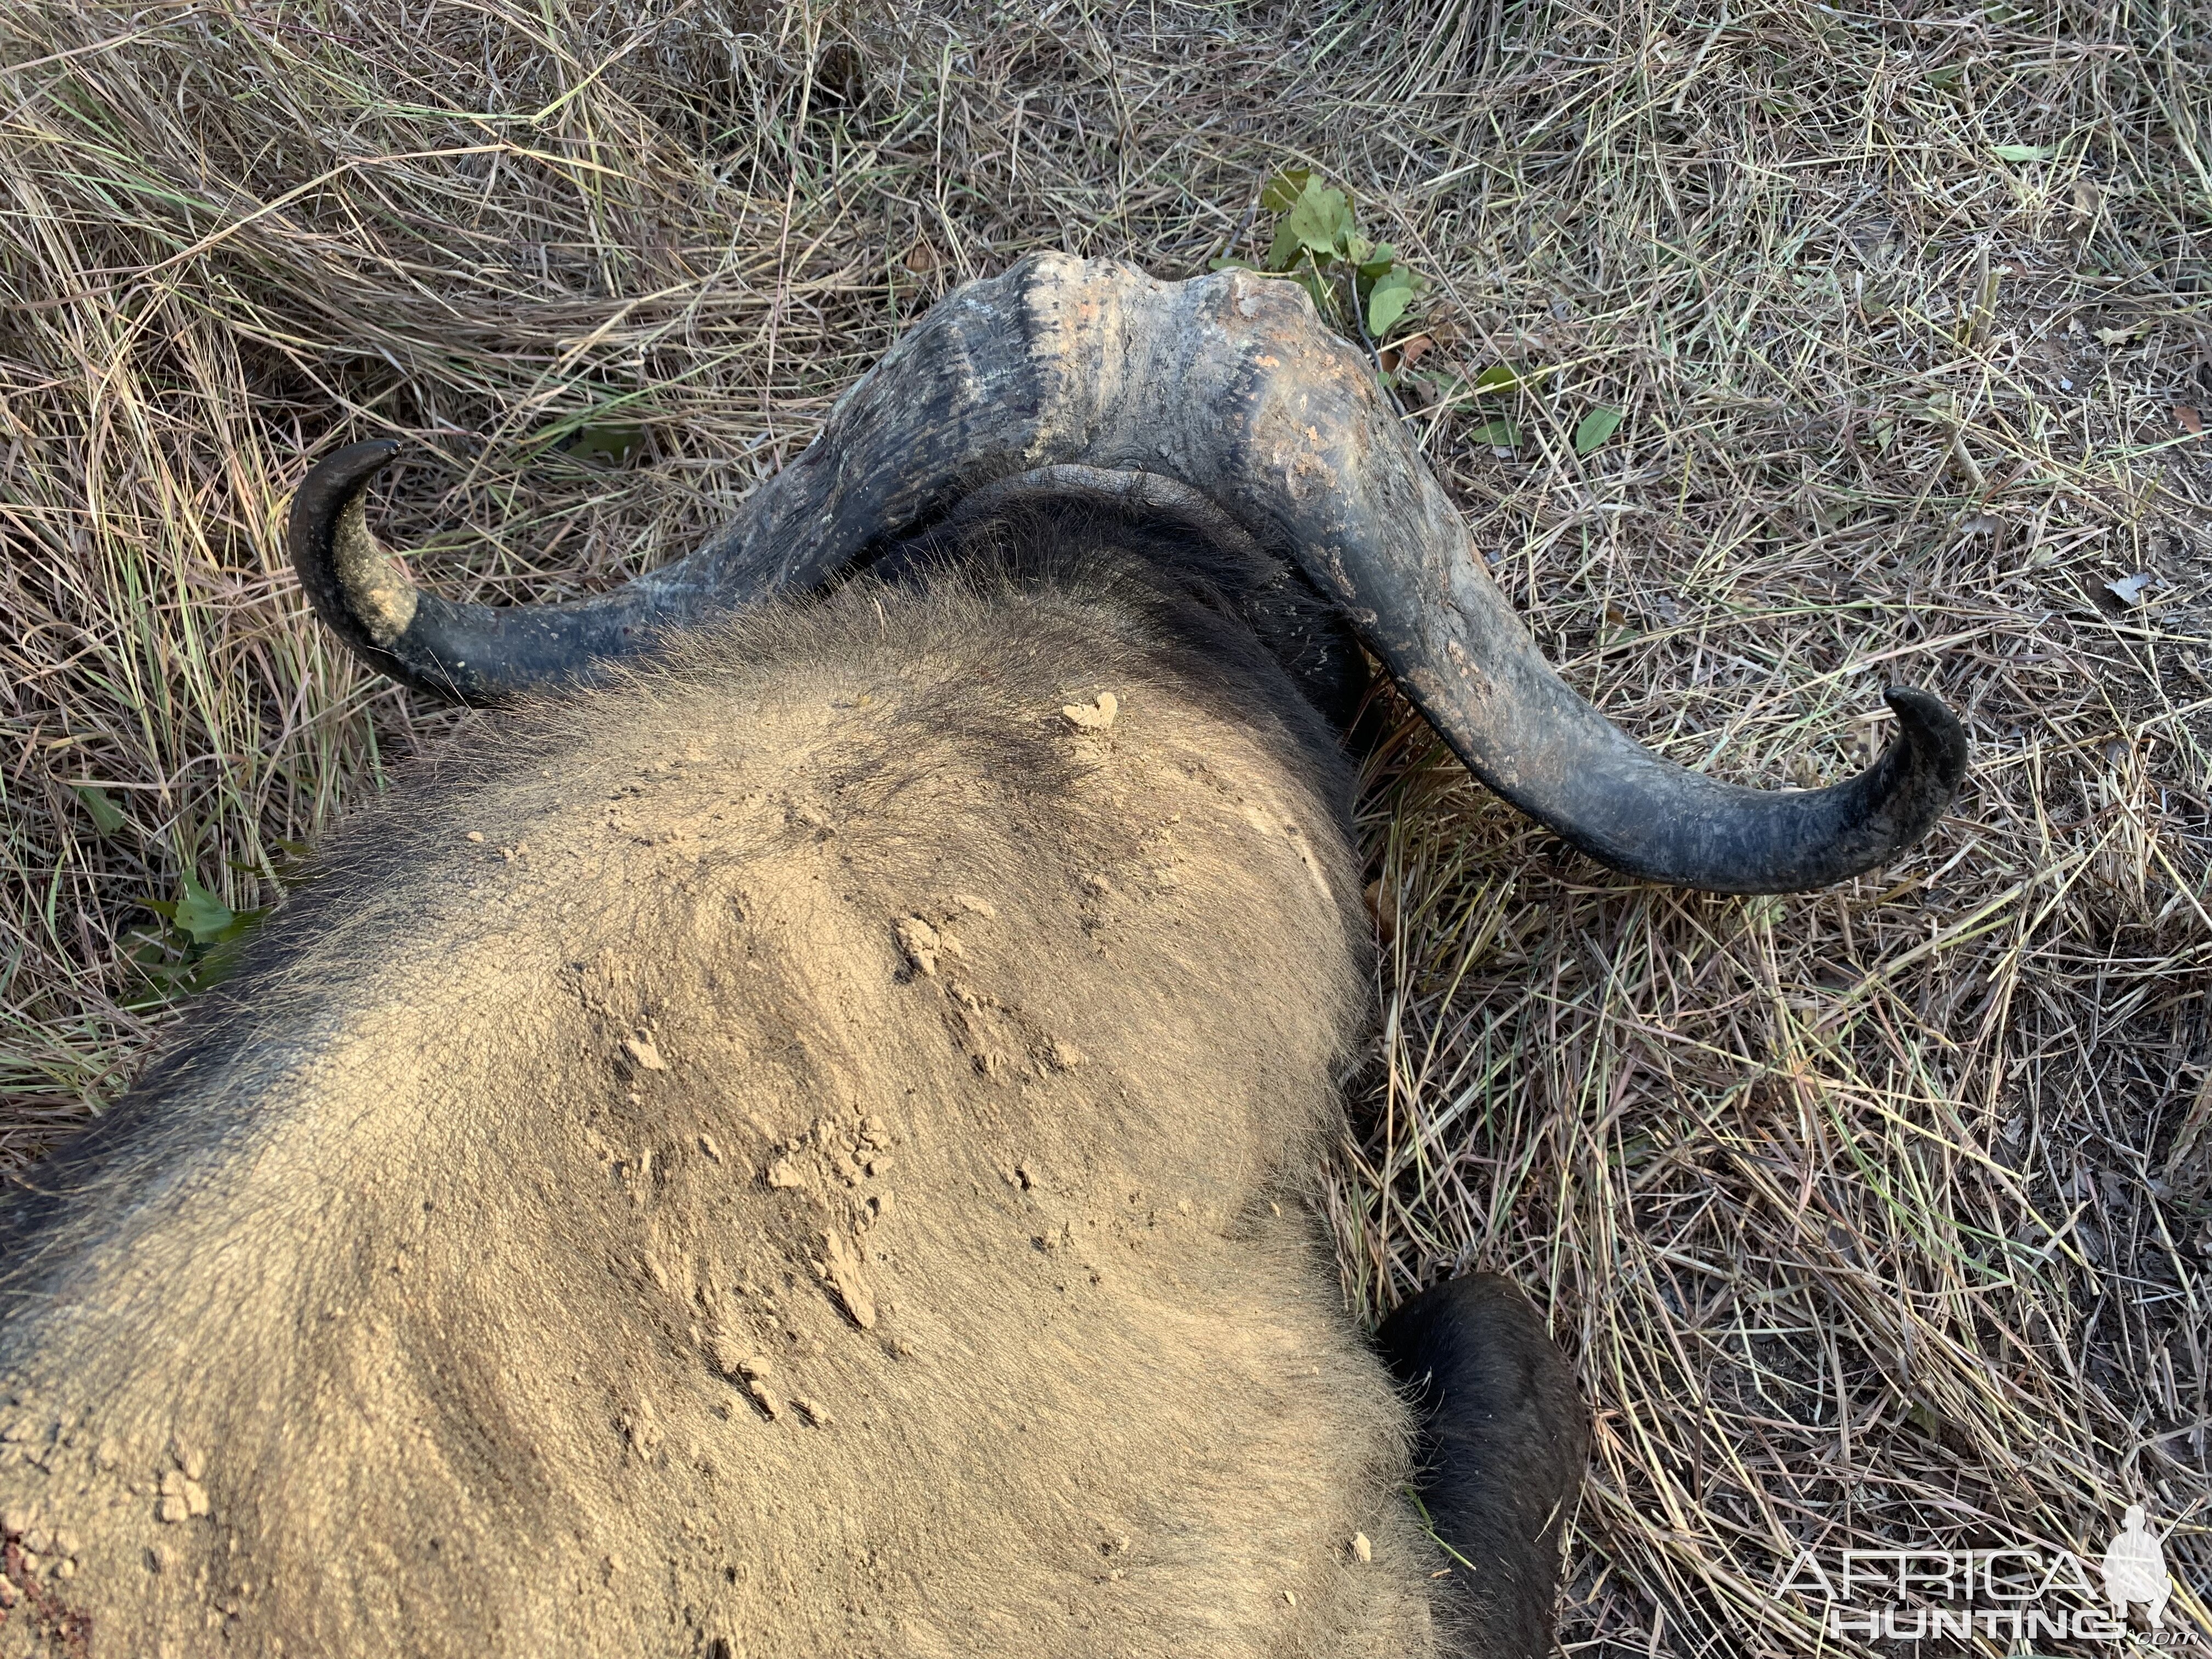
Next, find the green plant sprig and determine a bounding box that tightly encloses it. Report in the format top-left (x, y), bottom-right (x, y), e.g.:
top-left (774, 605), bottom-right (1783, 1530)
top-left (1211, 169), bottom-right (1427, 357)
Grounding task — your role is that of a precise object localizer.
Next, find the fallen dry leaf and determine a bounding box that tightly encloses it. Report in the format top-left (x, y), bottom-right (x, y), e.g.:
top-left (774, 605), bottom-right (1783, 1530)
top-left (2104, 571), bottom-right (2156, 607)
top-left (1363, 878), bottom-right (1400, 947)
top-left (2176, 404), bottom-right (2203, 437)
top-left (1380, 334), bottom-right (1435, 376)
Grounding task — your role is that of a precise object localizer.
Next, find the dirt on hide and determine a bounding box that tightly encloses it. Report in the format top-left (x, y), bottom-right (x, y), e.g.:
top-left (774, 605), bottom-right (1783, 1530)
top-left (0, 562), bottom-right (1451, 1657)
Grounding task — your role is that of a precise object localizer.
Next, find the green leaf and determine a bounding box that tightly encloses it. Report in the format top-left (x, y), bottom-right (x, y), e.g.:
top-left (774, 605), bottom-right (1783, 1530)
top-left (1342, 232), bottom-right (1375, 267)
top-left (1290, 264), bottom-right (1336, 319)
top-left (1259, 167), bottom-right (1313, 214)
top-left (1356, 243), bottom-right (1397, 283)
top-left (1573, 407), bottom-right (1624, 455)
top-left (1367, 267), bottom-right (1417, 337)
top-left (1283, 178), bottom-right (1355, 262)
top-left (73, 783), bottom-right (127, 835)
top-left (1208, 256), bottom-right (1257, 272)
top-left (1470, 418), bottom-right (1521, 449)
top-left (1473, 363), bottom-right (1532, 396)
top-left (173, 873), bottom-right (236, 946)
top-left (1991, 143), bottom-right (2051, 163)
top-left (1263, 219), bottom-right (1303, 272)
top-left (211, 906), bottom-right (268, 945)
top-left (561, 424), bottom-right (645, 466)
top-left (182, 917), bottom-right (268, 990)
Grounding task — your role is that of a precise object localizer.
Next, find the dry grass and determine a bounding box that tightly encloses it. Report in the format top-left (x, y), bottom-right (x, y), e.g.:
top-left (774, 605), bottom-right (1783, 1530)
top-left (2, 0), bottom-right (2209, 1652)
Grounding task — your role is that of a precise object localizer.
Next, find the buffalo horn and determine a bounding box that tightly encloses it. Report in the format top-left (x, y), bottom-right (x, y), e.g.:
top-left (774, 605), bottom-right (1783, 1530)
top-left (288, 253), bottom-right (1967, 893)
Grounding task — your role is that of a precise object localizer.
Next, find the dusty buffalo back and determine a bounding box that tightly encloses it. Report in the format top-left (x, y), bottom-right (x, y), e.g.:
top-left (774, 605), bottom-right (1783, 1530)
top-left (0, 569), bottom-right (1437, 1657)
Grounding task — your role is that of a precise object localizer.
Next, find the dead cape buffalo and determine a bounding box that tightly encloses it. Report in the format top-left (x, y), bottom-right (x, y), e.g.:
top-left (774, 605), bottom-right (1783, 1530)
top-left (0, 255), bottom-right (1966, 1658)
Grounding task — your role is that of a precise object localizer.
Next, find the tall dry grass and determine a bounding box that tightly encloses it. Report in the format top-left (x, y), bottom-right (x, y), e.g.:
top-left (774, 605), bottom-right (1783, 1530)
top-left (2, 1), bottom-right (2208, 1652)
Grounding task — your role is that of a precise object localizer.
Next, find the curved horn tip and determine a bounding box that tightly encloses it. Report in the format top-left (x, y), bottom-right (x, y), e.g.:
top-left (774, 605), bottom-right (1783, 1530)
top-left (1881, 685), bottom-right (1970, 794)
top-left (305, 437), bottom-right (403, 499)
top-left (287, 433), bottom-right (710, 708)
top-left (289, 436), bottom-right (438, 693)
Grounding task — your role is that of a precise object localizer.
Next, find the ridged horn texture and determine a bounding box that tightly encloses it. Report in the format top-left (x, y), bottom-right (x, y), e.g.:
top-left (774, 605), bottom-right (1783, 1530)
top-left (288, 252), bottom-right (1967, 893)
